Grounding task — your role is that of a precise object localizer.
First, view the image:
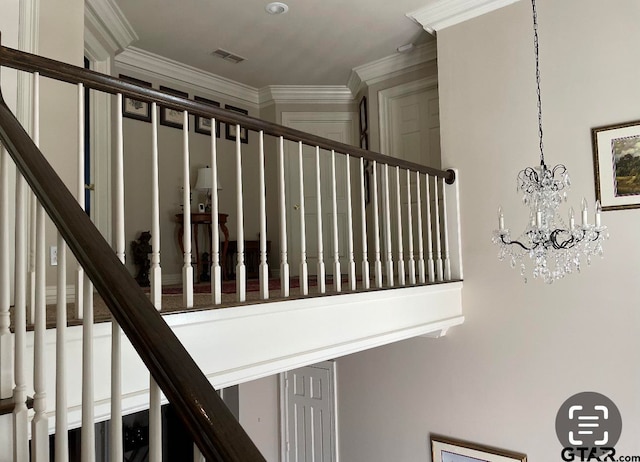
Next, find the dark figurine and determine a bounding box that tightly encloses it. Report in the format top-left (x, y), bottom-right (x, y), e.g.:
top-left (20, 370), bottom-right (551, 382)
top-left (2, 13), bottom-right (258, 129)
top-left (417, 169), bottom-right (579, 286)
top-left (200, 251), bottom-right (210, 282)
top-left (131, 231), bottom-right (152, 287)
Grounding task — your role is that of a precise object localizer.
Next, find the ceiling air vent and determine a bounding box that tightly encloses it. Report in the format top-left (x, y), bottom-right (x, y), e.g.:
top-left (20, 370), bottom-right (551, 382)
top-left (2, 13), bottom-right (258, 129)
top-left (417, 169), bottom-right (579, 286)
top-left (211, 48), bottom-right (245, 64)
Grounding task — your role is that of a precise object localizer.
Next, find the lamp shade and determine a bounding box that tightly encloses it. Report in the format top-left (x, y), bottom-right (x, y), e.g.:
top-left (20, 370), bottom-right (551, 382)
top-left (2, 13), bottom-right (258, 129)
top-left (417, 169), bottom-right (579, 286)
top-left (195, 166), bottom-right (222, 190)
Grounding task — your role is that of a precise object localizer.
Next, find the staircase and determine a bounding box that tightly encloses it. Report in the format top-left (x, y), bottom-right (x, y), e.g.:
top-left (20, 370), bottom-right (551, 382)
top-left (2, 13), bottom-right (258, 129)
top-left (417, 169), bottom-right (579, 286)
top-left (0, 41), bottom-right (464, 461)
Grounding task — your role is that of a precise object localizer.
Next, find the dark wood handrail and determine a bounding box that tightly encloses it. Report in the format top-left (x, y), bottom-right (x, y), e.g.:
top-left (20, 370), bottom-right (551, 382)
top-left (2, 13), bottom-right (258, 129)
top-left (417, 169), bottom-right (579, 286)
top-left (0, 92), bottom-right (265, 462)
top-left (0, 44), bottom-right (455, 183)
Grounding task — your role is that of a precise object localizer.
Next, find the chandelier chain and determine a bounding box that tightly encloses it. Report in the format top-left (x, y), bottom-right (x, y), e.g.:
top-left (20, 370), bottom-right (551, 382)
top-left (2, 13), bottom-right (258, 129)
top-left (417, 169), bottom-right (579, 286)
top-left (532, 0), bottom-right (545, 166)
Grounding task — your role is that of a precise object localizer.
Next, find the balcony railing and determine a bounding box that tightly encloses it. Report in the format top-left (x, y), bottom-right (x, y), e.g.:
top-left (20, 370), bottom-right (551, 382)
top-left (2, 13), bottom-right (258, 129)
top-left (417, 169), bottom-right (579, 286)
top-left (0, 40), bottom-right (462, 462)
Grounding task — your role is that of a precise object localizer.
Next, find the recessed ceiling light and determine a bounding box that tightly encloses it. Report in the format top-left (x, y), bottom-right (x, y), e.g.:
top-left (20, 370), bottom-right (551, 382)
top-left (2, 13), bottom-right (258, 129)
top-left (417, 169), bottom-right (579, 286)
top-left (265, 2), bottom-right (288, 15)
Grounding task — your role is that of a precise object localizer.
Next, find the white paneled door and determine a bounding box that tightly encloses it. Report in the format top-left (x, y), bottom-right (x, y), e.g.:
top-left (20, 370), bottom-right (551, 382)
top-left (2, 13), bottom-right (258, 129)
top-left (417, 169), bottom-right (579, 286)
top-left (281, 361), bottom-right (336, 462)
top-left (282, 113), bottom-right (356, 279)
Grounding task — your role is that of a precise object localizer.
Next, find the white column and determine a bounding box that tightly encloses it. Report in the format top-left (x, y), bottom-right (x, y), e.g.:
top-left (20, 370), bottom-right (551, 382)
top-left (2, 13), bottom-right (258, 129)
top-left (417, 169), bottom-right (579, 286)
top-left (182, 111), bottom-right (194, 307)
top-left (278, 137), bottom-right (290, 297)
top-left (415, 172), bottom-right (426, 284)
top-left (0, 145), bottom-right (11, 399)
top-left (345, 155), bottom-right (356, 291)
top-left (235, 126), bottom-right (246, 302)
top-left (13, 173), bottom-right (29, 462)
top-left (359, 158), bottom-right (370, 290)
top-left (371, 161), bottom-right (382, 288)
top-left (55, 236), bottom-right (69, 462)
top-left (406, 169), bottom-right (416, 285)
top-left (297, 142), bottom-right (308, 295)
top-left (315, 146), bottom-right (326, 294)
top-left (150, 103), bottom-right (162, 309)
top-left (211, 119), bottom-right (222, 304)
top-left (330, 150), bottom-right (341, 292)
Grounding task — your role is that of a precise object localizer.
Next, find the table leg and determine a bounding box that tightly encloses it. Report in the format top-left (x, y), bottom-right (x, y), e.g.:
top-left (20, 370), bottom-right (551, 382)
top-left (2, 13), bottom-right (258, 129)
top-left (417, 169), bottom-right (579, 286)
top-left (220, 221), bottom-right (229, 280)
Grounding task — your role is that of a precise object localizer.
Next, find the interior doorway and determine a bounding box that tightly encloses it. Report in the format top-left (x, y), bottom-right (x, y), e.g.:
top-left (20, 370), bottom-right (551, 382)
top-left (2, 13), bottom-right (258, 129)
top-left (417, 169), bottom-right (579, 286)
top-left (280, 361), bottom-right (337, 462)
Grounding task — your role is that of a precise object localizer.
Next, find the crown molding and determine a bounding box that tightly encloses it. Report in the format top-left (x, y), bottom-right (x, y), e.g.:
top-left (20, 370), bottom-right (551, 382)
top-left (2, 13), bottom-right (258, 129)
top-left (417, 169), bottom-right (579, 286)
top-left (259, 85), bottom-right (355, 106)
top-left (348, 41), bottom-right (437, 94)
top-left (84, 0), bottom-right (138, 54)
top-left (115, 47), bottom-right (260, 106)
top-left (407, 0), bottom-right (521, 35)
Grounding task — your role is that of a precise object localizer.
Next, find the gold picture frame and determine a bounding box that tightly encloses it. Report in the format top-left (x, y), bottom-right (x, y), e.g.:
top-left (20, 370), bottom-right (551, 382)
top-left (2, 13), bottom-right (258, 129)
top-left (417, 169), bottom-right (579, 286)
top-left (431, 435), bottom-right (527, 462)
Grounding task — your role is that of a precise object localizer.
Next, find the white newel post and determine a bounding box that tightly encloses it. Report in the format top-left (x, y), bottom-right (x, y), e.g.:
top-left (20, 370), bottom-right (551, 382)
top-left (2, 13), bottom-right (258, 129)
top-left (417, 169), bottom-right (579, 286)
top-left (444, 169), bottom-right (463, 280)
top-left (440, 176), bottom-right (452, 281)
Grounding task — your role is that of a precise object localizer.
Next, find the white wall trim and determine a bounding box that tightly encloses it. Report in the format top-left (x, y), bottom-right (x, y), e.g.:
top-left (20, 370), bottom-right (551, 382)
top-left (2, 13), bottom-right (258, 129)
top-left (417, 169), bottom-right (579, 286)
top-left (84, 0), bottom-right (138, 54)
top-left (259, 85), bottom-right (354, 106)
top-left (407, 0), bottom-right (522, 35)
top-left (115, 47), bottom-right (260, 107)
top-left (348, 41), bottom-right (437, 95)
top-left (378, 76), bottom-right (438, 156)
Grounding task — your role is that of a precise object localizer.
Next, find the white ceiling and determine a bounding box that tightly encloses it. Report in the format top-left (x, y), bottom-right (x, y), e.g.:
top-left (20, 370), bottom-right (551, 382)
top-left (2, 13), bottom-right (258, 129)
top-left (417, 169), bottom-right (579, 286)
top-left (112, 0), bottom-right (437, 88)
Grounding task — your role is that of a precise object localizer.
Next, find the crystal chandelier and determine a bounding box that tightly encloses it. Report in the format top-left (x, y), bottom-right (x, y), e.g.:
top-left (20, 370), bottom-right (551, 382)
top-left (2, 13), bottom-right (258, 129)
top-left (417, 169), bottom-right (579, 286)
top-left (492, 0), bottom-right (608, 284)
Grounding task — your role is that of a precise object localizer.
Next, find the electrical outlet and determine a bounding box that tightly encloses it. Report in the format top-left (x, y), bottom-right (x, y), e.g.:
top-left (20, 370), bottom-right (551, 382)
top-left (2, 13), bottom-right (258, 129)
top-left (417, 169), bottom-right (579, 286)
top-left (50, 246), bottom-right (57, 266)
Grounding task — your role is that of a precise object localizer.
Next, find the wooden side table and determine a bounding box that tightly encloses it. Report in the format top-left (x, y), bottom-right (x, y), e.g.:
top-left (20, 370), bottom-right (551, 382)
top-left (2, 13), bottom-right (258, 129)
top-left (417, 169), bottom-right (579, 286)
top-left (225, 240), bottom-right (271, 280)
top-left (176, 213), bottom-right (229, 281)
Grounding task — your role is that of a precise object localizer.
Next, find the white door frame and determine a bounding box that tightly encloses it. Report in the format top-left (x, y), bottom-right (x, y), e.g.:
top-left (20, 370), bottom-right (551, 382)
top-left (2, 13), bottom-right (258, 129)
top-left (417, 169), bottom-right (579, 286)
top-left (279, 360), bottom-right (339, 462)
top-left (378, 76), bottom-right (438, 157)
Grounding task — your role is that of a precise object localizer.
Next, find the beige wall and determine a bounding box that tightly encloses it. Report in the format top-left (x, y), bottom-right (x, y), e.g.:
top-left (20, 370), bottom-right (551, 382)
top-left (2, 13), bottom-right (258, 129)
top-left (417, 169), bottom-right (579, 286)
top-left (336, 0), bottom-right (640, 460)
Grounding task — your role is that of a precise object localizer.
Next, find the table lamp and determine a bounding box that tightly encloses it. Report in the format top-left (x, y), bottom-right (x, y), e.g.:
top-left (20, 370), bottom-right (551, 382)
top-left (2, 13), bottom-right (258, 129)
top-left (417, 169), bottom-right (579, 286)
top-left (195, 166), bottom-right (222, 212)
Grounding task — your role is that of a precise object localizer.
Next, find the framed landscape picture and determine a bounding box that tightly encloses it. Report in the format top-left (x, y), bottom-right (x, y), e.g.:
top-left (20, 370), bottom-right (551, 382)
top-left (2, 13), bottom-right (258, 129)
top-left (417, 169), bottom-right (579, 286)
top-left (194, 96), bottom-right (221, 137)
top-left (431, 435), bottom-right (527, 462)
top-left (224, 105), bottom-right (249, 144)
top-left (592, 119), bottom-right (640, 210)
top-left (159, 86), bottom-right (189, 129)
top-left (120, 75), bottom-right (152, 123)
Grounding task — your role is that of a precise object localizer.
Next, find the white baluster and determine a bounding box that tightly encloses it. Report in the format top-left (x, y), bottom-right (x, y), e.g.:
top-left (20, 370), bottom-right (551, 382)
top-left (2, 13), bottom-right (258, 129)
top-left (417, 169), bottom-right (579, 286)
top-left (149, 379), bottom-right (162, 462)
top-left (382, 164), bottom-right (394, 287)
top-left (315, 146), bottom-right (326, 294)
top-left (359, 158), bottom-right (370, 290)
top-left (297, 142), bottom-right (308, 295)
top-left (345, 155), bottom-right (356, 291)
top-left (55, 235), bottom-right (69, 462)
top-left (82, 272), bottom-right (95, 462)
top-left (258, 131), bottom-right (269, 300)
top-left (394, 166), bottom-right (405, 286)
top-left (406, 170), bottom-right (416, 285)
top-left (371, 161), bottom-right (382, 288)
top-left (0, 145), bottom-right (11, 399)
top-left (278, 137), bottom-right (290, 297)
top-left (211, 119), bottom-right (222, 304)
top-left (32, 204), bottom-right (48, 462)
top-left (425, 174), bottom-right (435, 283)
top-left (440, 177), bottom-right (452, 280)
top-left (434, 176), bottom-right (443, 282)
top-left (111, 94), bottom-right (124, 462)
top-left (13, 173), bottom-right (29, 462)
top-left (28, 73), bottom-right (40, 323)
top-left (150, 102), bottom-right (162, 309)
top-left (330, 150), bottom-right (341, 292)
top-left (194, 444), bottom-right (206, 462)
top-left (182, 111), bottom-right (194, 308)
top-left (235, 125), bottom-right (246, 302)
top-left (415, 172), bottom-right (426, 284)
top-left (74, 84), bottom-right (85, 320)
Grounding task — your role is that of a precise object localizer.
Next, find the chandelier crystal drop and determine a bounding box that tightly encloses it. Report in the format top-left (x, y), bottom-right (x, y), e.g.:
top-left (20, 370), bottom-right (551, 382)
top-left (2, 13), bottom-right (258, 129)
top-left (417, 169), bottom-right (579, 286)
top-left (491, 0), bottom-right (608, 283)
